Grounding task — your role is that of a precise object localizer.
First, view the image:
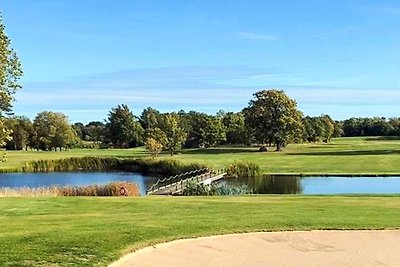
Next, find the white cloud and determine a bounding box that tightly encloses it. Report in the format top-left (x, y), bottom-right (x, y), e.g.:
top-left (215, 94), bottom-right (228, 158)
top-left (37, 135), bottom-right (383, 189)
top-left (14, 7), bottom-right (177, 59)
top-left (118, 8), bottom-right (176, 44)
top-left (237, 32), bottom-right (280, 41)
top-left (285, 87), bottom-right (400, 105)
top-left (12, 66), bottom-right (400, 122)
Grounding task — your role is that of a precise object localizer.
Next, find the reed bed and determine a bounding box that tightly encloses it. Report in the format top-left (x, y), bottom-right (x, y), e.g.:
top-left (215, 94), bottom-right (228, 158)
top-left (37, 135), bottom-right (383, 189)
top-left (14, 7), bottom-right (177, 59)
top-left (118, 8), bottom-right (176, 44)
top-left (9, 157), bottom-right (207, 176)
top-left (225, 161), bottom-right (260, 179)
top-left (0, 187), bottom-right (61, 197)
top-left (0, 181), bottom-right (140, 197)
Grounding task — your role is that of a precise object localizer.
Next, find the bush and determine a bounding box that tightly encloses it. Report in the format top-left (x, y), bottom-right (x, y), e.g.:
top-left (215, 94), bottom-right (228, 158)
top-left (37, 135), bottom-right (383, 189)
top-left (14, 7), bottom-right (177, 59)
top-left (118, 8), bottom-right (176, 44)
top-left (182, 180), bottom-right (253, 196)
top-left (214, 183), bottom-right (253, 195)
top-left (182, 180), bottom-right (212, 196)
top-left (259, 146), bottom-right (268, 152)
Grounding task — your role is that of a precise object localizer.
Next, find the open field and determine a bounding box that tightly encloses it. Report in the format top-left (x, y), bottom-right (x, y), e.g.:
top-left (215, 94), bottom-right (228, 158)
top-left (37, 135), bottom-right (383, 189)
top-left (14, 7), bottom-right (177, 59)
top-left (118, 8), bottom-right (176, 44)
top-left (2, 138), bottom-right (399, 266)
top-left (175, 137), bottom-right (400, 175)
top-left (1, 195), bottom-right (399, 266)
top-left (2, 137), bottom-right (400, 174)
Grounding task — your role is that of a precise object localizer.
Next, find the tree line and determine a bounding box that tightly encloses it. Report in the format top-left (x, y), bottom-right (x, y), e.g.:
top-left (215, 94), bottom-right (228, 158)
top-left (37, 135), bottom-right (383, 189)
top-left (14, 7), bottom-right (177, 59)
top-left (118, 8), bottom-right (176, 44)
top-left (2, 16), bottom-right (400, 155)
top-left (3, 90), bottom-right (400, 154)
top-left (1, 13), bottom-right (400, 156)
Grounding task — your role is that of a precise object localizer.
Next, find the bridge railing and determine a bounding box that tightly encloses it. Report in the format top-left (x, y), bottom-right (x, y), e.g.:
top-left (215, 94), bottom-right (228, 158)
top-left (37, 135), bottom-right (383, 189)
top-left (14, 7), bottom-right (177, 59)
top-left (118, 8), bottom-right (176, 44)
top-left (147, 168), bottom-right (226, 194)
top-left (147, 168), bottom-right (209, 193)
top-left (174, 168), bottom-right (227, 193)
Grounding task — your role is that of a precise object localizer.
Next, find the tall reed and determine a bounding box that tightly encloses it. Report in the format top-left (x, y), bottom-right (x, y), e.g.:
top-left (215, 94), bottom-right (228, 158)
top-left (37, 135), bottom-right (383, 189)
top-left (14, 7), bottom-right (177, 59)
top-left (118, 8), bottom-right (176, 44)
top-left (0, 187), bottom-right (61, 197)
top-left (11, 157), bottom-right (207, 177)
top-left (0, 181), bottom-right (140, 197)
top-left (225, 162), bottom-right (260, 179)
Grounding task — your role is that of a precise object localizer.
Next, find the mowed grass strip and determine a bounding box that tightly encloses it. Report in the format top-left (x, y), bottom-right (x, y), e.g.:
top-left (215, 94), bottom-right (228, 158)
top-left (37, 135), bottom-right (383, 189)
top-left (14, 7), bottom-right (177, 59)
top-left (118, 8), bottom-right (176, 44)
top-left (0, 196), bottom-right (399, 266)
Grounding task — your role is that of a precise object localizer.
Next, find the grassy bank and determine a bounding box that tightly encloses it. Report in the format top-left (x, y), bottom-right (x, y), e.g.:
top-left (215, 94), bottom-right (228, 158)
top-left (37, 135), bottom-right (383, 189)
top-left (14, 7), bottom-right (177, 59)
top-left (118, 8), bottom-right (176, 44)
top-left (1, 137), bottom-right (400, 175)
top-left (0, 196), bottom-right (399, 266)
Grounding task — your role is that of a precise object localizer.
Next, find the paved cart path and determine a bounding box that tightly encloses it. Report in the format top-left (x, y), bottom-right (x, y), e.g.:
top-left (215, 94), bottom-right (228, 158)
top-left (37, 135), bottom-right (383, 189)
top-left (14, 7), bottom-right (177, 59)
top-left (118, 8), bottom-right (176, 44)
top-left (110, 230), bottom-right (400, 267)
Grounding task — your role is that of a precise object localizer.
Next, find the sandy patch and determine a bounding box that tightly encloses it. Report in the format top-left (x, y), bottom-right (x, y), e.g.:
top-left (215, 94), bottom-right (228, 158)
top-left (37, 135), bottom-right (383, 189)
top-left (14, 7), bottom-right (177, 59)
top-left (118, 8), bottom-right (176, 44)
top-left (110, 230), bottom-right (400, 267)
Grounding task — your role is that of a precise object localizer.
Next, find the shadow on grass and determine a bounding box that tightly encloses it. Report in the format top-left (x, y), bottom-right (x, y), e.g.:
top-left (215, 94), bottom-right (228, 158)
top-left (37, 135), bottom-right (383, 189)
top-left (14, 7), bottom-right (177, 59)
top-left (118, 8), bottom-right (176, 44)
top-left (181, 148), bottom-right (259, 155)
top-left (365, 136), bottom-right (400, 141)
top-left (290, 149), bottom-right (400, 156)
top-left (307, 144), bottom-right (345, 149)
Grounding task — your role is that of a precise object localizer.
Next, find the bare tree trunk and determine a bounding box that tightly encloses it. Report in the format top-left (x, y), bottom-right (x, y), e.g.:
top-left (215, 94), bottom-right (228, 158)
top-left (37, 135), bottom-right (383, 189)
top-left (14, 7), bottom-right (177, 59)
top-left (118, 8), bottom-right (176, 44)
top-left (275, 141), bottom-right (282, 151)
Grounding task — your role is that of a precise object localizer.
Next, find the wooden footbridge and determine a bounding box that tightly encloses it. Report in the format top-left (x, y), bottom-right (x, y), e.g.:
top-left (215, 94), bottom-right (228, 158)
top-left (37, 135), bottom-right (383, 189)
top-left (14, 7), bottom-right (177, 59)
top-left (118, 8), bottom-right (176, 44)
top-left (147, 168), bottom-right (227, 195)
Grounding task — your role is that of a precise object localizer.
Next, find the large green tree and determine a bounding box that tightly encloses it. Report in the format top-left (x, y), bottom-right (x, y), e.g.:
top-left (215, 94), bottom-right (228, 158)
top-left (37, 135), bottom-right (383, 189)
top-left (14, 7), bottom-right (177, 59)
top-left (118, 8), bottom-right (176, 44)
top-left (5, 116), bottom-right (32, 150)
top-left (139, 107), bottom-right (161, 133)
top-left (320, 115), bottom-right (335, 142)
top-left (221, 111), bottom-right (250, 145)
top-left (85, 121), bottom-right (106, 144)
top-left (199, 116), bottom-right (226, 147)
top-left (388, 118), bottom-right (400, 136)
top-left (106, 104), bottom-right (144, 147)
top-left (178, 111), bottom-right (205, 148)
top-left (32, 111), bottom-right (77, 150)
top-left (178, 111), bottom-right (227, 148)
top-left (0, 118), bottom-right (12, 147)
top-left (0, 14), bottom-right (22, 114)
top-left (0, 14), bottom-right (23, 152)
top-left (303, 116), bottom-right (325, 142)
top-left (159, 113), bottom-right (186, 156)
top-left (145, 126), bottom-right (167, 157)
top-left (342, 117), bottom-right (393, 137)
top-left (244, 89), bottom-right (303, 151)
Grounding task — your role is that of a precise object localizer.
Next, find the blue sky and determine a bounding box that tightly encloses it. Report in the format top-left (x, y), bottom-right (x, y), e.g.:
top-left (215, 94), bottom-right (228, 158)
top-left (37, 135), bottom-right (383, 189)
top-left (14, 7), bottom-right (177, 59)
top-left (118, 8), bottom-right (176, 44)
top-left (1, 0), bottom-right (400, 123)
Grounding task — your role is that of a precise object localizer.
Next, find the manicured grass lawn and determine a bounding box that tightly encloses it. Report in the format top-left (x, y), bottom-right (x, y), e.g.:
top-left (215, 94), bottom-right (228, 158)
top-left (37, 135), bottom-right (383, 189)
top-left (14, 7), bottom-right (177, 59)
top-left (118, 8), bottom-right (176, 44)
top-left (172, 137), bottom-right (400, 174)
top-left (0, 196), bottom-right (399, 266)
top-left (2, 136), bottom-right (400, 174)
top-left (2, 137), bottom-right (399, 266)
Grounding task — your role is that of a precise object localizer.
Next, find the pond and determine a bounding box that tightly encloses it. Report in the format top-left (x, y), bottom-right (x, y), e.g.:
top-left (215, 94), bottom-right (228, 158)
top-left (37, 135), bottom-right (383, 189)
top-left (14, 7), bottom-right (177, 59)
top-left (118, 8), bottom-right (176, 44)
top-left (0, 172), bottom-right (159, 196)
top-left (1, 172), bottom-right (400, 195)
top-left (226, 175), bottom-right (400, 195)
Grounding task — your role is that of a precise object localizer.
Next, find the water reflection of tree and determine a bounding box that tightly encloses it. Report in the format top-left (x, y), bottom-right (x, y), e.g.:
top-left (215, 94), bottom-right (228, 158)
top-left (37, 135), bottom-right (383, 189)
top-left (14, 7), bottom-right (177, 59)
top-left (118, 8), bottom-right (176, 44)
top-left (233, 175), bottom-right (302, 194)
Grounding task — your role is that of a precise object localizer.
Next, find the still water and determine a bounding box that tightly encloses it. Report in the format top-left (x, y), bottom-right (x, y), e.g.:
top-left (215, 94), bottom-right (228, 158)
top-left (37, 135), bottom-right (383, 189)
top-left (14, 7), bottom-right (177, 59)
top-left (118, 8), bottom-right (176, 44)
top-left (1, 172), bottom-right (400, 195)
top-left (0, 172), bottom-right (158, 196)
top-left (226, 175), bottom-right (400, 194)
